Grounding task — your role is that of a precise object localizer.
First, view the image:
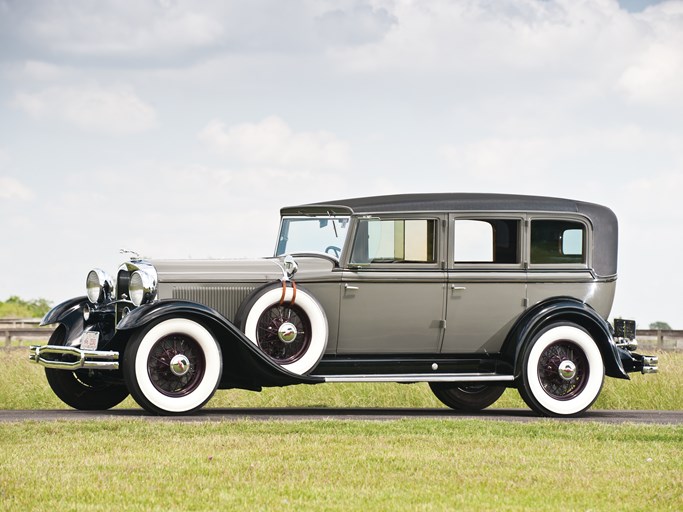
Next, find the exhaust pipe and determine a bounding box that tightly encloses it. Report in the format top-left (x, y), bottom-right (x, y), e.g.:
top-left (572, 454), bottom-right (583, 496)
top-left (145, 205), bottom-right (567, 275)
top-left (641, 355), bottom-right (658, 374)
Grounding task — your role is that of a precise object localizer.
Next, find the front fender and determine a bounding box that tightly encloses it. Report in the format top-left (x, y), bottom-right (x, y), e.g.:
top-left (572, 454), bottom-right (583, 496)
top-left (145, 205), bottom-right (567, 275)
top-left (41, 296), bottom-right (88, 327)
top-left (40, 296), bottom-right (88, 346)
top-left (503, 297), bottom-right (628, 380)
top-left (117, 300), bottom-right (323, 389)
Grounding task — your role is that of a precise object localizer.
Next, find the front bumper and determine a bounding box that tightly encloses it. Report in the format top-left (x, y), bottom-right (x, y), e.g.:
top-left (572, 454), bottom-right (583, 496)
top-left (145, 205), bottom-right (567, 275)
top-left (29, 345), bottom-right (119, 371)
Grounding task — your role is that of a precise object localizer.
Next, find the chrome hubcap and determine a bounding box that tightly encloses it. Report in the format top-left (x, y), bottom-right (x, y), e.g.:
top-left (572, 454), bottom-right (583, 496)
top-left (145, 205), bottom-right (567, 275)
top-left (277, 322), bottom-right (298, 343)
top-left (169, 354), bottom-right (191, 376)
top-left (558, 360), bottom-right (577, 381)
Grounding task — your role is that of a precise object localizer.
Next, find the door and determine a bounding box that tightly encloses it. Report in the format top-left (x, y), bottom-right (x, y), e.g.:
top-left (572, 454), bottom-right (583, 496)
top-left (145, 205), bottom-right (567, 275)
top-left (336, 216), bottom-right (446, 354)
top-left (442, 217), bottom-right (527, 354)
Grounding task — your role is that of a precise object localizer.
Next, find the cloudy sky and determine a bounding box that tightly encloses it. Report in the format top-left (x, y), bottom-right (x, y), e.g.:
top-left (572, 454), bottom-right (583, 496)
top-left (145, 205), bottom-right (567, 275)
top-left (1, 0), bottom-right (681, 328)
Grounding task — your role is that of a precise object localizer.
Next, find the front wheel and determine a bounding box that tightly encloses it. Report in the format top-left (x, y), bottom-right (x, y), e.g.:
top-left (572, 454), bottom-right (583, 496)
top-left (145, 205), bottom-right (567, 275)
top-left (45, 368), bottom-right (129, 410)
top-left (123, 317), bottom-right (222, 415)
top-left (518, 323), bottom-right (604, 417)
top-left (429, 383), bottom-right (505, 411)
top-left (44, 325), bottom-right (129, 410)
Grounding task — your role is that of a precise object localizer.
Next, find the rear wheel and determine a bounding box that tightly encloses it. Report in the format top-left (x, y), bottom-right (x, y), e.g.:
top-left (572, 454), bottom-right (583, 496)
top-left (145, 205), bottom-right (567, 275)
top-left (429, 383), bottom-right (505, 411)
top-left (123, 318), bottom-right (222, 415)
top-left (518, 323), bottom-right (604, 417)
top-left (44, 326), bottom-right (129, 410)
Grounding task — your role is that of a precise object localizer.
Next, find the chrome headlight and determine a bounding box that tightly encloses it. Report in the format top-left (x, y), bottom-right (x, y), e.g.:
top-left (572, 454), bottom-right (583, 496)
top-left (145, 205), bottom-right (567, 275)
top-left (86, 269), bottom-right (114, 304)
top-left (129, 269), bottom-right (157, 306)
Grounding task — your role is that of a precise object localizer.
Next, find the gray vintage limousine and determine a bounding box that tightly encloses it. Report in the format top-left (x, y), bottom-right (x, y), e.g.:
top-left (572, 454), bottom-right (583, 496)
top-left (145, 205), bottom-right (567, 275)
top-left (30, 193), bottom-right (657, 417)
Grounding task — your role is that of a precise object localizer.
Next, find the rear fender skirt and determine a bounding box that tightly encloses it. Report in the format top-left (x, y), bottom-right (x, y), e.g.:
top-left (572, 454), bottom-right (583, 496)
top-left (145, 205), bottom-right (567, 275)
top-left (503, 297), bottom-right (629, 380)
top-left (116, 300), bottom-right (323, 388)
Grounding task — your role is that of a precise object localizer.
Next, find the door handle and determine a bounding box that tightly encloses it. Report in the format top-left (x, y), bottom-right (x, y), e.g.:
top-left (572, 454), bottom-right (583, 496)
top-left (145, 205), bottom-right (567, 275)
top-left (345, 284), bottom-right (359, 291)
top-left (451, 286), bottom-right (467, 291)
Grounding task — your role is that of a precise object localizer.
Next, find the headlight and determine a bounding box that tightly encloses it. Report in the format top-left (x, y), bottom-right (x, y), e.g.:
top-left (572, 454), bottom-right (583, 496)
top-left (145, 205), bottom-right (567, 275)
top-left (86, 269), bottom-right (114, 304)
top-left (129, 270), bottom-right (157, 306)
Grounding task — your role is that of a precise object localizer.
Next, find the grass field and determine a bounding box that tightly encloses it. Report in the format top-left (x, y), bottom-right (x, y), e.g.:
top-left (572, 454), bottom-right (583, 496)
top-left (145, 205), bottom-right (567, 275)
top-left (1, 419), bottom-right (681, 511)
top-left (1, 348), bottom-right (681, 511)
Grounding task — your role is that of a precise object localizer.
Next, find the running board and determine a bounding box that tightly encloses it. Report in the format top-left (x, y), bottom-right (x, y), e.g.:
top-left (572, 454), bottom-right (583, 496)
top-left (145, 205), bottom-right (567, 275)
top-left (319, 373), bottom-right (515, 383)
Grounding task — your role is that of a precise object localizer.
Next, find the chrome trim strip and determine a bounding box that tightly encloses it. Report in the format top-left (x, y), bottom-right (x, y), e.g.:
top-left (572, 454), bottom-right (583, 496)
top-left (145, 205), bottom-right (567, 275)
top-left (320, 373), bottom-right (515, 383)
top-left (28, 345), bottom-right (119, 370)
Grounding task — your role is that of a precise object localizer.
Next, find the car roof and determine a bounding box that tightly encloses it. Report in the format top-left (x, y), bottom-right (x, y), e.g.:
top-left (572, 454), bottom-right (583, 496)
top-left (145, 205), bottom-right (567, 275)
top-left (281, 193), bottom-right (619, 278)
top-left (283, 193), bottom-right (609, 218)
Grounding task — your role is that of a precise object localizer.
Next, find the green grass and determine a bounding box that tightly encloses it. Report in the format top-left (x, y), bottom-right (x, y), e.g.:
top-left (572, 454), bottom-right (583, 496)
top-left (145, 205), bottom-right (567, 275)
top-left (1, 348), bottom-right (681, 411)
top-left (1, 420), bottom-right (681, 511)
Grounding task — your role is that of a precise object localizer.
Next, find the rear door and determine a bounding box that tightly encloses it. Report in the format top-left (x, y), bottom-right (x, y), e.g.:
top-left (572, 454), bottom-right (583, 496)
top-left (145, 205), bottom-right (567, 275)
top-left (442, 215), bottom-right (527, 354)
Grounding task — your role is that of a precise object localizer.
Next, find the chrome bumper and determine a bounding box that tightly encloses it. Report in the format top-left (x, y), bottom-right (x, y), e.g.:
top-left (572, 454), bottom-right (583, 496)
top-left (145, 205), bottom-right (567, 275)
top-left (615, 337), bottom-right (658, 374)
top-left (29, 345), bottom-right (119, 371)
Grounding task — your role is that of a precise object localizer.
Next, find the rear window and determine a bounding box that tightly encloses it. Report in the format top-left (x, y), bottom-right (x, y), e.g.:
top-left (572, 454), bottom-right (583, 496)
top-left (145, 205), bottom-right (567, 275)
top-left (453, 219), bottom-right (520, 264)
top-left (530, 220), bottom-right (586, 264)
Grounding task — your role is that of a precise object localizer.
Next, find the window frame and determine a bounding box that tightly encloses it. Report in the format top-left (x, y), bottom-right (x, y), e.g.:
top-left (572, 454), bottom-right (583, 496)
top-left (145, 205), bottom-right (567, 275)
top-left (448, 214), bottom-right (525, 270)
top-left (345, 214), bottom-right (445, 270)
top-left (526, 214), bottom-right (593, 270)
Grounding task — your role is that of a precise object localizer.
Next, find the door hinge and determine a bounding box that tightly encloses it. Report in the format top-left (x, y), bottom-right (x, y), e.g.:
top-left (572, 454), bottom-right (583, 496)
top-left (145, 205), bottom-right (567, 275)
top-left (439, 319), bottom-right (447, 330)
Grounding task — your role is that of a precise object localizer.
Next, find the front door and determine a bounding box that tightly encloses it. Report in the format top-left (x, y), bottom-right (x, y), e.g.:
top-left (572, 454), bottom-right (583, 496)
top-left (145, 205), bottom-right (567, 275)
top-left (336, 216), bottom-right (446, 354)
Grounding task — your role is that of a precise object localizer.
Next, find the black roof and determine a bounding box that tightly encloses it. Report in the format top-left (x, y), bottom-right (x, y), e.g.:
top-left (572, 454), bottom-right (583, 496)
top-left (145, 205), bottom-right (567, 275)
top-left (282, 193), bottom-right (618, 278)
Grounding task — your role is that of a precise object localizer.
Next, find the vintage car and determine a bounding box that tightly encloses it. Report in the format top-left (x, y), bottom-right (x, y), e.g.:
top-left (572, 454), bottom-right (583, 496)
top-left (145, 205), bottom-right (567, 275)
top-left (30, 193), bottom-right (657, 417)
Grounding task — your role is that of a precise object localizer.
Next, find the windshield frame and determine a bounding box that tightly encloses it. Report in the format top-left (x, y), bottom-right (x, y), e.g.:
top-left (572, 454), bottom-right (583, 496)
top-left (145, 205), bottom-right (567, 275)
top-left (274, 215), bottom-right (352, 260)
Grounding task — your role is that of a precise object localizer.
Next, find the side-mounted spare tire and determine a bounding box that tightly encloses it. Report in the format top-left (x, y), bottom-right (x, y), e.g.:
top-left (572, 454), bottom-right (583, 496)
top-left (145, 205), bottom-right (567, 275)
top-left (235, 282), bottom-right (328, 375)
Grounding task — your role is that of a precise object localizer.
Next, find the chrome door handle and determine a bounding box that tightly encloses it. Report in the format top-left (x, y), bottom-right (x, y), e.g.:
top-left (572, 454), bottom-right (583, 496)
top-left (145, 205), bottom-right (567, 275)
top-left (345, 284), bottom-right (359, 291)
top-left (451, 286), bottom-right (467, 291)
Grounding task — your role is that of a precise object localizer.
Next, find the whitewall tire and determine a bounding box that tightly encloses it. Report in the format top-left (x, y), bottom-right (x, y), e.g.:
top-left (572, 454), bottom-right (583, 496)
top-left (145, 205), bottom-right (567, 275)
top-left (123, 318), bottom-right (222, 414)
top-left (240, 284), bottom-right (328, 375)
top-left (519, 324), bottom-right (604, 417)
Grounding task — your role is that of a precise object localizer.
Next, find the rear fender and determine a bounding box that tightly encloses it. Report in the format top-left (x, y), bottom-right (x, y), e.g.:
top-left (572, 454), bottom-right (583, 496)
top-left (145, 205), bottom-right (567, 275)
top-left (503, 297), bottom-right (628, 380)
top-left (116, 300), bottom-right (323, 389)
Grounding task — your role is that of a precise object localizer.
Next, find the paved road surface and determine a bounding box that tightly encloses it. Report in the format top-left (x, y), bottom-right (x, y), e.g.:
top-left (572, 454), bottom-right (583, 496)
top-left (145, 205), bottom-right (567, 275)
top-left (1, 408), bottom-right (680, 424)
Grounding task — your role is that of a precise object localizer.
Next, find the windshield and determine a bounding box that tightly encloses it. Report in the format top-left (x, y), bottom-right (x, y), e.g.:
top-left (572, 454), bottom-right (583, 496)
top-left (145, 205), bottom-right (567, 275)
top-left (275, 216), bottom-right (351, 259)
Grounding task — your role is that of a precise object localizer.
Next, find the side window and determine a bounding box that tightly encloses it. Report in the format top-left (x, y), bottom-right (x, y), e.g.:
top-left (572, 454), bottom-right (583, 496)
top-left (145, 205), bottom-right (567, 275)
top-left (530, 220), bottom-right (586, 264)
top-left (453, 219), bottom-right (520, 264)
top-left (351, 219), bottom-right (436, 264)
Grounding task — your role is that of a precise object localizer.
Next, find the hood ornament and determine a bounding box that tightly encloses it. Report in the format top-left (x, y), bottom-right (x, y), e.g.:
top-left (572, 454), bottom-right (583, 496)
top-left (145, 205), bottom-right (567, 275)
top-left (120, 248), bottom-right (141, 260)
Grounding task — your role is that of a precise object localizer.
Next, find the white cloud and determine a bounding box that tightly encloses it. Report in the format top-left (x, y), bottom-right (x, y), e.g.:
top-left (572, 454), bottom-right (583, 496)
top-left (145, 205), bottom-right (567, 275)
top-left (12, 84), bottom-right (157, 134)
top-left (198, 116), bottom-right (350, 170)
top-left (0, 176), bottom-right (34, 200)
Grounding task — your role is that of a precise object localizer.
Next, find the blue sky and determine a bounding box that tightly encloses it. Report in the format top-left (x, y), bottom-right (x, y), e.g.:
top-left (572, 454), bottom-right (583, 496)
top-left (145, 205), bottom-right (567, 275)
top-left (1, 0), bottom-right (681, 327)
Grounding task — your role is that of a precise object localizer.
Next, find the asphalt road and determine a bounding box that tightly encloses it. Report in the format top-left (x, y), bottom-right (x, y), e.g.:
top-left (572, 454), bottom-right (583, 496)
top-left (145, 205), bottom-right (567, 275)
top-left (1, 408), bottom-right (681, 424)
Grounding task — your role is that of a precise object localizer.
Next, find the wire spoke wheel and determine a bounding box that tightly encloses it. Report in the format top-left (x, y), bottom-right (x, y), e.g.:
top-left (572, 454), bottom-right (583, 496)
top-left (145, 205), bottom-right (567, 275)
top-left (147, 333), bottom-right (206, 397)
top-left (537, 341), bottom-right (588, 401)
top-left (255, 304), bottom-right (312, 365)
top-left (519, 323), bottom-right (604, 417)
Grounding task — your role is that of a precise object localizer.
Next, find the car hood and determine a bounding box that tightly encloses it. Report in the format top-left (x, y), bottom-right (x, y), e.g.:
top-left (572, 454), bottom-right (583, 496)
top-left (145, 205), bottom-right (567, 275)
top-left (151, 256), bottom-right (335, 283)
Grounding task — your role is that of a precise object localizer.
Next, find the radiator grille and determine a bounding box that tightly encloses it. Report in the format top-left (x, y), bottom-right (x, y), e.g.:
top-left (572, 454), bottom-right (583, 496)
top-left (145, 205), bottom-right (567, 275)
top-left (171, 285), bottom-right (257, 321)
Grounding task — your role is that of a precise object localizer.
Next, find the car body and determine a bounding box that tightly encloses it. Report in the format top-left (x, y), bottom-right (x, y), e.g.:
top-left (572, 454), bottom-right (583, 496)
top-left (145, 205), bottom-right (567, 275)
top-left (31, 193), bottom-right (658, 416)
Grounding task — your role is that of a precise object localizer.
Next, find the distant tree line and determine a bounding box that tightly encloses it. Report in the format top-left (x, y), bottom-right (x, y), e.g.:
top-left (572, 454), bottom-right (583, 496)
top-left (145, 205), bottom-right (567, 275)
top-left (649, 321), bottom-right (672, 330)
top-left (0, 296), bottom-right (52, 318)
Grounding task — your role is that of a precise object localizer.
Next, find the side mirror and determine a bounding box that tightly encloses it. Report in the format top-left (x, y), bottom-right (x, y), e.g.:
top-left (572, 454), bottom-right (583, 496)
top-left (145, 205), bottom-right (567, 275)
top-left (283, 255), bottom-right (298, 278)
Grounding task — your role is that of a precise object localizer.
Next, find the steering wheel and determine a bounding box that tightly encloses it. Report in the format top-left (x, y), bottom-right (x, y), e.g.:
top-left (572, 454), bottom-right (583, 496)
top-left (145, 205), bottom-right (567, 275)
top-left (325, 245), bottom-right (341, 258)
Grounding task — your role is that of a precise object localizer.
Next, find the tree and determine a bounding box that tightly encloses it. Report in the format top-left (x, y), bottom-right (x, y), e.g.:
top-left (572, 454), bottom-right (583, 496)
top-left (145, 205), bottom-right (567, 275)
top-left (0, 296), bottom-right (53, 318)
top-left (649, 321), bottom-right (671, 331)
